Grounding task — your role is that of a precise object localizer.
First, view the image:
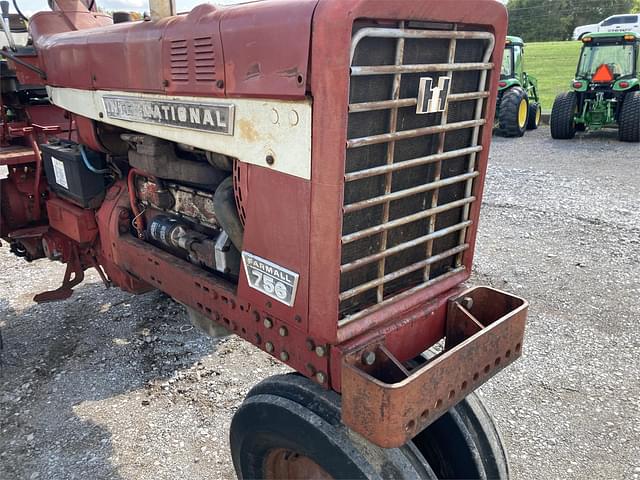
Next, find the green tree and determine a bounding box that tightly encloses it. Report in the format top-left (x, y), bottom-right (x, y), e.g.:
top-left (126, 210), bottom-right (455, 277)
top-left (508, 0), bottom-right (636, 41)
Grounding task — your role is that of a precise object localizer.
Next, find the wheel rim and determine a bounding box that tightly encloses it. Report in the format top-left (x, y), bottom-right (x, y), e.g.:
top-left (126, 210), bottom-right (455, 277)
top-left (264, 448), bottom-right (333, 479)
top-left (518, 99), bottom-right (527, 128)
top-left (535, 106), bottom-right (541, 126)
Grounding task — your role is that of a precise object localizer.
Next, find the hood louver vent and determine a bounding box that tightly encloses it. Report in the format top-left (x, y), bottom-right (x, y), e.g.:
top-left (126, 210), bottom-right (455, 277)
top-left (170, 36), bottom-right (217, 84)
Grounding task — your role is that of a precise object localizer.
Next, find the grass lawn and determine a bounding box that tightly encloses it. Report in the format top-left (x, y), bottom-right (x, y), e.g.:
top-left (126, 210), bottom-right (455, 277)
top-left (522, 41), bottom-right (583, 112)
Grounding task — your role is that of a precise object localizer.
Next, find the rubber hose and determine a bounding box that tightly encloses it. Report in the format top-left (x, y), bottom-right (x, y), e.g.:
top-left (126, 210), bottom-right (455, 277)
top-left (213, 176), bottom-right (243, 251)
top-left (79, 144), bottom-right (109, 174)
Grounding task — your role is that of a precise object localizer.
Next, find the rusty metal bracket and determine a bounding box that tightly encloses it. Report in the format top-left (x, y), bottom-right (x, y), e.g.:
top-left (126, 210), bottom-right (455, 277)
top-left (341, 286), bottom-right (527, 448)
top-left (33, 247), bottom-right (85, 303)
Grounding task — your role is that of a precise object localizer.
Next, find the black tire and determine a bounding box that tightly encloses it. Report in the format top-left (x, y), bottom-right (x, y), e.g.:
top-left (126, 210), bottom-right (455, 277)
top-left (412, 393), bottom-right (509, 479)
top-left (231, 373), bottom-right (436, 480)
top-left (619, 91), bottom-right (640, 142)
top-left (527, 102), bottom-right (541, 130)
top-left (550, 92), bottom-right (578, 139)
top-left (498, 87), bottom-right (529, 137)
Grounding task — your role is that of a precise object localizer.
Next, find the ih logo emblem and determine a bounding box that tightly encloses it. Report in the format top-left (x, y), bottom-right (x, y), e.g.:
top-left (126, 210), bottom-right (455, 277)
top-left (416, 76), bottom-right (451, 114)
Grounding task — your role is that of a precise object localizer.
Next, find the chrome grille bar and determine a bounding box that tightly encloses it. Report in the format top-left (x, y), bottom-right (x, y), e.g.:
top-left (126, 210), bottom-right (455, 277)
top-left (351, 62), bottom-right (492, 76)
top-left (376, 21), bottom-right (406, 303)
top-left (344, 145), bottom-right (483, 182)
top-left (339, 24), bottom-right (495, 325)
top-left (340, 220), bottom-right (472, 274)
top-left (343, 171), bottom-right (479, 214)
top-left (349, 28), bottom-right (495, 63)
top-left (348, 91), bottom-right (490, 113)
top-left (347, 119), bottom-right (485, 149)
top-left (339, 267), bottom-right (466, 325)
top-left (455, 29), bottom-right (495, 267)
top-left (339, 244), bottom-right (469, 301)
top-left (424, 26), bottom-right (458, 282)
top-left (342, 197), bottom-right (475, 244)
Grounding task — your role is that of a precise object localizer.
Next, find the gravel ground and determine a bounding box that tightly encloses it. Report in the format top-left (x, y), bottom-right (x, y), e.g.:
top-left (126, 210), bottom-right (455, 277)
top-left (1, 126), bottom-right (639, 480)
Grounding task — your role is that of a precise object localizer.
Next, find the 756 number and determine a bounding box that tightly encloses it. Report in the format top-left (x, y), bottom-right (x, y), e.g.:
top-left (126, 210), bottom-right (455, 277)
top-left (251, 270), bottom-right (288, 301)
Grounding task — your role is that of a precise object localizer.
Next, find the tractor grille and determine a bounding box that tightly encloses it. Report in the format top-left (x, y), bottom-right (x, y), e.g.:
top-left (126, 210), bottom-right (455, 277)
top-left (339, 22), bottom-right (495, 324)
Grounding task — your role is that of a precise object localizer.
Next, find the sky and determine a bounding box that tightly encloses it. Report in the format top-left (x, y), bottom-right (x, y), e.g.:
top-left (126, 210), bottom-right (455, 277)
top-left (9, 0), bottom-right (508, 17)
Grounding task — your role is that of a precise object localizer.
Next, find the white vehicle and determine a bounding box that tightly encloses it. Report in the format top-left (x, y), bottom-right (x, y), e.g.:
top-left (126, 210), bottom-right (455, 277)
top-left (573, 14), bottom-right (640, 40)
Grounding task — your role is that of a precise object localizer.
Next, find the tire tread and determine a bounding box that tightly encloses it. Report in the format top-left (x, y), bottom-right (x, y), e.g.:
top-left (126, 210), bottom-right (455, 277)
top-left (498, 87), bottom-right (528, 137)
top-left (550, 92), bottom-right (577, 139)
top-left (619, 91), bottom-right (640, 142)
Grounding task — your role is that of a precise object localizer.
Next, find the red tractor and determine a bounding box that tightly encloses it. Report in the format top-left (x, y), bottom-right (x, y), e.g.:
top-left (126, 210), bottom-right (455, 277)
top-left (1, 0), bottom-right (527, 478)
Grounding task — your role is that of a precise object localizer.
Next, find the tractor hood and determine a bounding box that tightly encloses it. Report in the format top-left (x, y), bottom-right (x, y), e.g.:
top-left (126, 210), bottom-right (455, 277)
top-left (28, 0), bottom-right (317, 99)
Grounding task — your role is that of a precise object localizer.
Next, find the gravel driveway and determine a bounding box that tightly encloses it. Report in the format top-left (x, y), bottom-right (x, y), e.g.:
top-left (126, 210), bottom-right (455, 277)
top-left (1, 126), bottom-right (638, 479)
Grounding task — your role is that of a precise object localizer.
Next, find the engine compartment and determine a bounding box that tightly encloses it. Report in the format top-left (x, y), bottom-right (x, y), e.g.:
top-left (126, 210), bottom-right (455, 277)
top-left (43, 130), bottom-right (244, 281)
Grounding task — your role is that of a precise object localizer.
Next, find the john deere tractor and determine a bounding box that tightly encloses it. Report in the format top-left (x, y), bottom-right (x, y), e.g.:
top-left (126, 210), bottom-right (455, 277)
top-left (496, 36), bottom-right (542, 136)
top-left (551, 32), bottom-right (640, 142)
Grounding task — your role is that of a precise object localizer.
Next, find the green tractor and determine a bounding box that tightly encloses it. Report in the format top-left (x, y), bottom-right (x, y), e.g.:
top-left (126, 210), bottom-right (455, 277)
top-left (551, 32), bottom-right (640, 142)
top-left (496, 36), bottom-right (542, 137)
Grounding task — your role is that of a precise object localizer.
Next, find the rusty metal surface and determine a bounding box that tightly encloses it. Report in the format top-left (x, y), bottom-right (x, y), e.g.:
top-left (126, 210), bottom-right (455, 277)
top-left (46, 197), bottom-right (99, 244)
top-left (0, 146), bottom-right (37, 166)
top-left (263, 449), bottom-right (332, 479)
top-left (219, 0), bottom-right (317, 99)
top-left (33, 241), bottom-right (85, 303)
top-left (29, 0), bottom-right (316, 99)
top-left (341, 286), bottom-right (527, 448)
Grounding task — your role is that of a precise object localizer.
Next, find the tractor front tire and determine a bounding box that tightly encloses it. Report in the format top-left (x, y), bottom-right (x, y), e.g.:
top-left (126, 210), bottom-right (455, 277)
top-left (550, 92), bottom-right (578, 139)
top-left (231, 373), bottom-right (510, 480)
top-left (230, 374), bottom-right (436, 479)
top-left (498, 87), bottom-right (529, 137)
top-left (619, 91), bottom-right (640, 142)
top-left (527, 102), bottom-right (541, 130)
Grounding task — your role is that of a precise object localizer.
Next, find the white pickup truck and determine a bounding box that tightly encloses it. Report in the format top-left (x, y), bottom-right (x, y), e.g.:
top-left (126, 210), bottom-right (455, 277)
top-left (573, 14), bottom-right (640, 40)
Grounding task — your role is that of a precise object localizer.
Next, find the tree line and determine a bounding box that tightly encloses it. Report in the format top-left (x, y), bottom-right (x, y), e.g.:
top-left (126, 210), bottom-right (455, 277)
top-left (507, 0), bottom-right (640, 42)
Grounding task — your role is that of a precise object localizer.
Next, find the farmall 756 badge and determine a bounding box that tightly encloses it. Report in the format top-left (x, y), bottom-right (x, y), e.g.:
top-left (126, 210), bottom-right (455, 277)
top-left (241, 252), bottom-right (299, 307)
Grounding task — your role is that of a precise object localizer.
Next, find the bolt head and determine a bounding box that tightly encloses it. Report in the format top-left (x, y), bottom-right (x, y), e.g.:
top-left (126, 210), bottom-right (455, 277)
top-left (263, 318), bottom-right (273, 329)
top-left (280, 351), bottom-right (289, 361)
top-left (362, 351), bottom-right (376, 366)
top-left (265, 341), bottom-right (274, 353)
top-left (278, 326), bottom-right (288, 337)
top-left (461, 296), bottom-right (474, 310)
top-left (315, 372), bottom-right (326, 384)
top-left (266, 154), bottom-right (275, 166)
top-left (315, 345), bottom-right (327, 357)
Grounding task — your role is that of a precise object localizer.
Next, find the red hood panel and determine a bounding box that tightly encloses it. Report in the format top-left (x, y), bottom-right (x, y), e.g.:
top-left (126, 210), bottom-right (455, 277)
top-left (30, 0), bottom-right (318, 99)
